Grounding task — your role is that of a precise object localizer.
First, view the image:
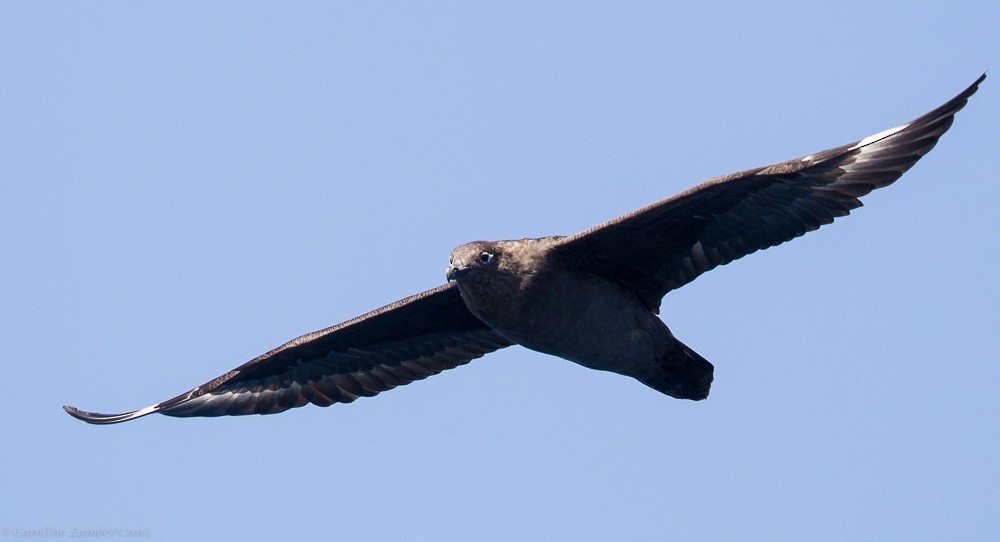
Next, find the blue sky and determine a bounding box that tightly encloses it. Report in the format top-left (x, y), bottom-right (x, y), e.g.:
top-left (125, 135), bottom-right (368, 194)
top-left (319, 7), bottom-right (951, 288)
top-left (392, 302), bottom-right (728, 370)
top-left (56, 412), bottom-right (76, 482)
top-left (3, 2), bottom-right (997, 540)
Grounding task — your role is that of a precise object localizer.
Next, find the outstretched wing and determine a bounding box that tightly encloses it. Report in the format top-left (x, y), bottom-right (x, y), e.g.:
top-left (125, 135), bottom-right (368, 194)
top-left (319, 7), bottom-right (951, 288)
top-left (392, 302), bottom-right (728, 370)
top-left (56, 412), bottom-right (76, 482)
top-left (64, 283), bottom-right (513, 424)
top-left (552, 74), bottom-right (984, 312)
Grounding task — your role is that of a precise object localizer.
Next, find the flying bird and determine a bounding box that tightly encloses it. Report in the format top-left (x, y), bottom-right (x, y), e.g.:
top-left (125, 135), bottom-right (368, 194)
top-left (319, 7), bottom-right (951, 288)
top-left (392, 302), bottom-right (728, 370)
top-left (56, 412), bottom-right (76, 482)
top-left (65, 74), bottom-right (984, 424)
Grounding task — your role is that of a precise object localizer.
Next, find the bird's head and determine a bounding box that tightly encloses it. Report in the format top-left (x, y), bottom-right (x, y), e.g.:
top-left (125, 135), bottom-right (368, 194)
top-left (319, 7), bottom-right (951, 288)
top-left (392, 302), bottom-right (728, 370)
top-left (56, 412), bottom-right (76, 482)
top-left (447, 241), bottom-right (502, 282)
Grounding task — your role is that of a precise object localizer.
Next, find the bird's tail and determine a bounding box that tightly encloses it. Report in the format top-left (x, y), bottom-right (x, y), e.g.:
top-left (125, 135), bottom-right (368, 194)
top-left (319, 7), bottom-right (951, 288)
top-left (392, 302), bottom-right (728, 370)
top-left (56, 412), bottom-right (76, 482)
top-left (639, 339), bottom-right (714, 400)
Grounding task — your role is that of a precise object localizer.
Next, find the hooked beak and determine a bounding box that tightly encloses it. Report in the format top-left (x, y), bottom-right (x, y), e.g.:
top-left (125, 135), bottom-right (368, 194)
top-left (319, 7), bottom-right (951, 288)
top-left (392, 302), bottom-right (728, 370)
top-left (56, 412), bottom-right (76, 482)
top-left (446, 264), bottom-right (469, 282)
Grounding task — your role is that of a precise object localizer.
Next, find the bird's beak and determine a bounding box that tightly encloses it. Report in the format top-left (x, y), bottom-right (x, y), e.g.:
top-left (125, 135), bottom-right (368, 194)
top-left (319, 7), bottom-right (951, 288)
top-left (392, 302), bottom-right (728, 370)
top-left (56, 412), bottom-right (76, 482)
top-left (446, 263), bottom-right (468, 282)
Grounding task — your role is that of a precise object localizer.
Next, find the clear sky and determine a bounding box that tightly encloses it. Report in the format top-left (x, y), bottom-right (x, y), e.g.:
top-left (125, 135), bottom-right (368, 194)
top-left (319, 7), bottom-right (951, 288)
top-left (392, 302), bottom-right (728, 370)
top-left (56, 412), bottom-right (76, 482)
top-left (3, 2), bottom-right (997, 540)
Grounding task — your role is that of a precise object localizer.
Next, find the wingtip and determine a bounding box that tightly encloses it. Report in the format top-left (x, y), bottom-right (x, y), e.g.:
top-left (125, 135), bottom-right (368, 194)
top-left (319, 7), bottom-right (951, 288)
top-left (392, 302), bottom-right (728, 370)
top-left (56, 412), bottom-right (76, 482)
top-left (959, 72), bottom-right (986, 95)
top-left (63, 404), bottom-right (159, 425)
top-left (948, 72), bottom-right (986, 111)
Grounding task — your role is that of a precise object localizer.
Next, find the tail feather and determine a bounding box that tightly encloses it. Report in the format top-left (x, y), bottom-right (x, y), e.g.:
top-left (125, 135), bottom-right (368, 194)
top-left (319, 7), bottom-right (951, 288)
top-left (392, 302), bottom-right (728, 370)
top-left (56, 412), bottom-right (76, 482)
top-left (638, 339), bottom-right (714, 400)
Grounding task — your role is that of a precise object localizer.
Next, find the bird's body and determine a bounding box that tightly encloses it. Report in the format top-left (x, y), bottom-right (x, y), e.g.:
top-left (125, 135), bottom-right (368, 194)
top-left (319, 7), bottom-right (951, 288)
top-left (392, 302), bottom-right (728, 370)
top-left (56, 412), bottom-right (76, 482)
top-left (448, 239), bottom-right (712, 398)
top-left (65, 74), bottom-right (984, 424)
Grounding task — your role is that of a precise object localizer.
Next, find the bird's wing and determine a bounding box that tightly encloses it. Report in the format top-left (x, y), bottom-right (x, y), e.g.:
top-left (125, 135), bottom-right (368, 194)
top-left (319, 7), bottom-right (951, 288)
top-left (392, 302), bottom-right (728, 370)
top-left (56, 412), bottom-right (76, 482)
top-left (64, 283), bottom-right (513, 424)
top-left (551, 74), bottom-right (984, 312)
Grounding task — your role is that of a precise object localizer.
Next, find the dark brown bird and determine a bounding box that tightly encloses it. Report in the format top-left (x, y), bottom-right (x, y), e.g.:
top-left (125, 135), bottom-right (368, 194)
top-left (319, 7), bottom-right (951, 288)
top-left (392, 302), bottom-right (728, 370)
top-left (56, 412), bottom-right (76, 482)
top-left (64, 74), bottom-right (984, 424)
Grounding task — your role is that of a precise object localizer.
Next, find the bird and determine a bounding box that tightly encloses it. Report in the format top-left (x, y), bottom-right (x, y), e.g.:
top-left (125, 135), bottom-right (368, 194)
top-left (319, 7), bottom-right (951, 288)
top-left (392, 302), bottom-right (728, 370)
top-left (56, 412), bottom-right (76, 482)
top-left (64, 74), bottom-right (984, 424)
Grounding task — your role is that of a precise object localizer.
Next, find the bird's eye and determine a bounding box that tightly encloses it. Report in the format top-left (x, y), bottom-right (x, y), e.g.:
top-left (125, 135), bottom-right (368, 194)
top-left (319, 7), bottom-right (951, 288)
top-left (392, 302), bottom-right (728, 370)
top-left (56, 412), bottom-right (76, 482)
top-left (478, 252), bottom-right (494, 264)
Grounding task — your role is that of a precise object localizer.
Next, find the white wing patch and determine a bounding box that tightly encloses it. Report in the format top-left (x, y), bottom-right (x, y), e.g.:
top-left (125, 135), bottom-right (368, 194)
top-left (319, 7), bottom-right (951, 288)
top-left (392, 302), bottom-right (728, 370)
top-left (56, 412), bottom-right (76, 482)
top-left (132, 404), bottom-right (159, 418)
top-left (849, 122), bottom-right (911, 150)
